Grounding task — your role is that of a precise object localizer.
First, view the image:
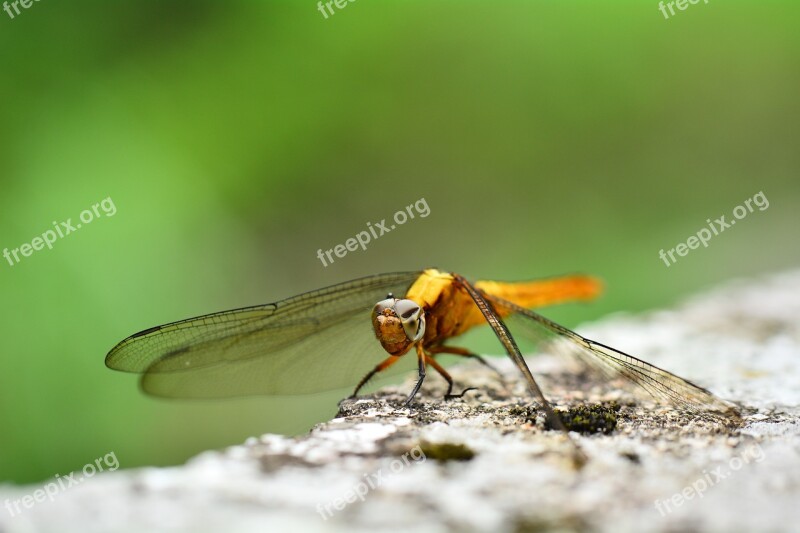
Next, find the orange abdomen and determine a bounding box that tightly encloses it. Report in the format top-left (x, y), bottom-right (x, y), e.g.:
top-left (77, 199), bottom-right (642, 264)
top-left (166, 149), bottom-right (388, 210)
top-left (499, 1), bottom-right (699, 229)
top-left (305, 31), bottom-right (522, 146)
top-left (433, 274), bottom-right (602, 342)
top-left (474, 275), bottom-right (602, 310)
top-left (406, 269), bottom-right (603, 346)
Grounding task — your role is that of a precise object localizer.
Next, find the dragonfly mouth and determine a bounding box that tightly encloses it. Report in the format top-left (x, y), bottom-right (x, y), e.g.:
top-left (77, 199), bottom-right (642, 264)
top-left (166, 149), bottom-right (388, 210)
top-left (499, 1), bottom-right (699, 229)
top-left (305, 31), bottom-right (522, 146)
top-left (373, 311), bottom-right (414, 355)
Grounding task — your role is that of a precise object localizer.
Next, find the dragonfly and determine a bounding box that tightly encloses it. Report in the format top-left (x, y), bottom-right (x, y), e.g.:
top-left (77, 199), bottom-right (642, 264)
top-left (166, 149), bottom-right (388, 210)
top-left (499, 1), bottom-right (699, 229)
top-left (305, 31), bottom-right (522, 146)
top-left (106, 268), bottom-right (740, 432)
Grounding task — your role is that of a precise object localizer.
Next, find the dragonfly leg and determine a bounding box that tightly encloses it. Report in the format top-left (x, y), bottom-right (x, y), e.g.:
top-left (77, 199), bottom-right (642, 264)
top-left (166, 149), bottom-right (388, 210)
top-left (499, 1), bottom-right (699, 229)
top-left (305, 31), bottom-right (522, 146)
top-left (402, 344), bottom-right (428, 407)
top-left (451, 273), bottom-right (587, 467)
top-left (350, 355), bottom-right (401, 398)
top-left (423, 352), bottom-right (476, 400)
top-left (428, 345), bottom-right (506, 385)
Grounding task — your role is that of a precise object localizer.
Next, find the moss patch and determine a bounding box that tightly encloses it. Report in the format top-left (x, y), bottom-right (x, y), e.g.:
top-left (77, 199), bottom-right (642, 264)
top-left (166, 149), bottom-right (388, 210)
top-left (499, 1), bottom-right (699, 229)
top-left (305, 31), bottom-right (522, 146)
top-left (418, 441), bottom-right (476, 462)
top-left (546, 404), bottom-right (619, 435)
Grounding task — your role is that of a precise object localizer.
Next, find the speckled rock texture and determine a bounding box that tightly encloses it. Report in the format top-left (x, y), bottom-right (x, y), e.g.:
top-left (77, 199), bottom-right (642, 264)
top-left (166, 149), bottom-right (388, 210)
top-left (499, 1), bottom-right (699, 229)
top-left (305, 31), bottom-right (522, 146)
top-left (2, 271), bottom-right (799, 533)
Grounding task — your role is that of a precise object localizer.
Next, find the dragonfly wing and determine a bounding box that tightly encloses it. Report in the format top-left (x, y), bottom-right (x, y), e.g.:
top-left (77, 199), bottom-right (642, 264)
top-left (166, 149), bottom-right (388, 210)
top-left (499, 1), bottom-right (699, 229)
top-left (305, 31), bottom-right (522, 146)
top-left (106, 271), bottom-right (422, 398)
top-left (484, 295), bottom-right (741, 422)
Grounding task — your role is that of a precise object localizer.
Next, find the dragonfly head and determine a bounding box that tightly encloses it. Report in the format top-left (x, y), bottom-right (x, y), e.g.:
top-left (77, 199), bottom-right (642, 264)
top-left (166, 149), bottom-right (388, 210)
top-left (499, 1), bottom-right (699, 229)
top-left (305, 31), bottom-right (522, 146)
top-left (372, 295), bottom-right (426, 356)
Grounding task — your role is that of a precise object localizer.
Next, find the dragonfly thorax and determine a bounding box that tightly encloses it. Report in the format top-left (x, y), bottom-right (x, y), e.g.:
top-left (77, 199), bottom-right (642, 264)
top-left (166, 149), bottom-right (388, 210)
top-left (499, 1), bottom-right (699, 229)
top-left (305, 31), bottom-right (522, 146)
top-left (372, 297), bottom-right (426, 356)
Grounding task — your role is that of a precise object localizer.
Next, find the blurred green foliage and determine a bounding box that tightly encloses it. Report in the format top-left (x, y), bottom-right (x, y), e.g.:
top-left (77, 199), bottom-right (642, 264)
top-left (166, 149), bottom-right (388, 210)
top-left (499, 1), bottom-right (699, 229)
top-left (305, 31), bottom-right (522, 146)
top-left (1, 1), bottom-right (798, 483)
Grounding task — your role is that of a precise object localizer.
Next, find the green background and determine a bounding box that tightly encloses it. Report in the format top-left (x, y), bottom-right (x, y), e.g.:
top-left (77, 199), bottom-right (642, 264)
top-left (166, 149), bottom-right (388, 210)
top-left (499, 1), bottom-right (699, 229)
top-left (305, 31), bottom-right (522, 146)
top-left (1, 1), bottom-right (798, 483)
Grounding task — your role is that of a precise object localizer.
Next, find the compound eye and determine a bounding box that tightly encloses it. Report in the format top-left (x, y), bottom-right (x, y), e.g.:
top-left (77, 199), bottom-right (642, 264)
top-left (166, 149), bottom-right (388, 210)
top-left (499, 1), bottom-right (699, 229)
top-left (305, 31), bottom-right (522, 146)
top-left (393, 299), bottom-right (421, 320)
top-left (373, 297), bottom-right (397, 315)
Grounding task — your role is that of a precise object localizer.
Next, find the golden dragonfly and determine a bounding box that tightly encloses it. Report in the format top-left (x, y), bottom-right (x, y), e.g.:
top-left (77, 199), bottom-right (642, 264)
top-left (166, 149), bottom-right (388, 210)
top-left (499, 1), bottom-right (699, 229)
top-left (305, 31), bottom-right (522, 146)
top-left (106, 268), bottom-right (739, 430)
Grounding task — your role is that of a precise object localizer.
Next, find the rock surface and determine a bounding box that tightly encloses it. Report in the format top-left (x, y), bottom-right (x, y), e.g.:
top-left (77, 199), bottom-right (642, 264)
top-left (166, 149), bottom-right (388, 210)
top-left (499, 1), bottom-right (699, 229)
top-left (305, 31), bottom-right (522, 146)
top-left (3, 271), bottom-right (800, 533)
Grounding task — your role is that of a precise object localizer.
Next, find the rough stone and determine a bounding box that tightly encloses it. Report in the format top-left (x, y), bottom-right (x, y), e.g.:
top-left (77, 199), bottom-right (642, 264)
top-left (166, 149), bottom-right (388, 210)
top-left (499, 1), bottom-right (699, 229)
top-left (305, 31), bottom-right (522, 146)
top-left (2, 271), bottom-right (800, 533)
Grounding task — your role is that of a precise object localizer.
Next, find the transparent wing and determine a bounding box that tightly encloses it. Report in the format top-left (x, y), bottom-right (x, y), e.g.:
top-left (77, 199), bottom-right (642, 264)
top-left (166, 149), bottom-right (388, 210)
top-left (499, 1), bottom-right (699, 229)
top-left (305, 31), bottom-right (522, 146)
top-left (484, 295), bottom-right (741, 422)
top-left (105, 271), bottom-right (423, 398)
